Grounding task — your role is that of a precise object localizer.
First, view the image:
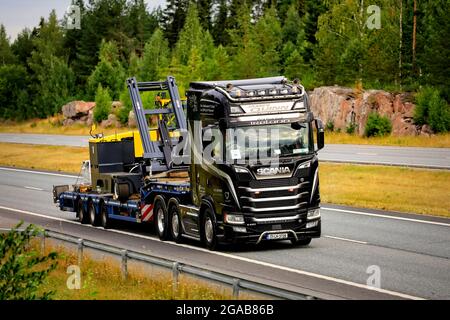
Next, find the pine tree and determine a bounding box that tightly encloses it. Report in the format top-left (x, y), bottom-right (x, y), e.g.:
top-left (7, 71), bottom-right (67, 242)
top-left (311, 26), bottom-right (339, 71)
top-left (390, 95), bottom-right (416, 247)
top-left (212, 0), bottom-right (229, 45)
top-left (87, 40), bottom-right (126, 100)
top-left (0, 24), bottom-right (16, 65)
top-left (139, 29), bottom-right (170, 81)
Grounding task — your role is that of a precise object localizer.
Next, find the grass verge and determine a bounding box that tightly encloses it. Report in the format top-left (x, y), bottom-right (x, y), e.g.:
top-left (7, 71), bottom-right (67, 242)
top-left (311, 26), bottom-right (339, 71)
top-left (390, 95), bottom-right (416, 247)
top-left (0, 142), bottom-right (88, 173)
top-left (37, 240), bottom-right (245, 300)
top-left (0, 118), bottom-right (131, 136)
top-left (320, 163), bottom-right (450, 217)
top-left (0, 142), bottom-right (448, 217)
top-left (325, 131), bottom-right (450, 148)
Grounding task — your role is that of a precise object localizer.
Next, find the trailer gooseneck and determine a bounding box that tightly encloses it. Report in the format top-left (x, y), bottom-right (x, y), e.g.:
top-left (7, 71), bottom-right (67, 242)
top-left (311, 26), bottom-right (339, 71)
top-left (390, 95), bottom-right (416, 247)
top-left (53, 76), bottom-right (325, 250)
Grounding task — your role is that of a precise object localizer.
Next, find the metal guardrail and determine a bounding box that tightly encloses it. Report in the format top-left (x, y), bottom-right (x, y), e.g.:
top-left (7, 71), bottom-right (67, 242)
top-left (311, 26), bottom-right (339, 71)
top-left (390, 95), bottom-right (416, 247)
top-left (0, 227), bottom-right (318, 300)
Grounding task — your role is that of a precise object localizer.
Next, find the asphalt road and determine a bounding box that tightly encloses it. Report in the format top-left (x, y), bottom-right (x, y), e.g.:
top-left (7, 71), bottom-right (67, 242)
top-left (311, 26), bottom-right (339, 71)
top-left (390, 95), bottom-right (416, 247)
top-left (1, 133), bottom-right (449, 169)
top-left (0, 166), bottom-right (449, 299)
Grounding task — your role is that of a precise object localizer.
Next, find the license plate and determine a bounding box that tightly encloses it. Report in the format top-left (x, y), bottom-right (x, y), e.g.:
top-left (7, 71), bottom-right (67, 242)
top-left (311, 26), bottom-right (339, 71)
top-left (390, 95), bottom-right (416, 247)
top-left (266, 233), bottom-right (289, 240)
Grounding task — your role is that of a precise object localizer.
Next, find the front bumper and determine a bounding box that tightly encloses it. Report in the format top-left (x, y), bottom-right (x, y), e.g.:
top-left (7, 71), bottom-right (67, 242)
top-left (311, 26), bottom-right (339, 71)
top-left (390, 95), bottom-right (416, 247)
top-left (218, 217), bottom-right (321, 244)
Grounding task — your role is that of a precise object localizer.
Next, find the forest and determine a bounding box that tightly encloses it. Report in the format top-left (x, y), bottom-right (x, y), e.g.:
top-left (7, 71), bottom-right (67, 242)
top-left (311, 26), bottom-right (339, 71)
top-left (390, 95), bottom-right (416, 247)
top-left (0, 0), bottom-right (448, 123)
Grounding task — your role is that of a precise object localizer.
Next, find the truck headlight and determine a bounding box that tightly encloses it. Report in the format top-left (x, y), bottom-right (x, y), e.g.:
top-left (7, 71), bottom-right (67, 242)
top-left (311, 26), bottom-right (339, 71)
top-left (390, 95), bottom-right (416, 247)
top-left (307, 208), bottom-right (320, 220)
top-left (224, 213), bottom-right (245, 225)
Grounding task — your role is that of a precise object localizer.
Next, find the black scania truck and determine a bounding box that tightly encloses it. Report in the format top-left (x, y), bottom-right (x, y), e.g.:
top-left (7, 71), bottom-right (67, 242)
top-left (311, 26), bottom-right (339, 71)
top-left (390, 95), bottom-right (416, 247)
top-left (53, 76), bottom-right (324, 250)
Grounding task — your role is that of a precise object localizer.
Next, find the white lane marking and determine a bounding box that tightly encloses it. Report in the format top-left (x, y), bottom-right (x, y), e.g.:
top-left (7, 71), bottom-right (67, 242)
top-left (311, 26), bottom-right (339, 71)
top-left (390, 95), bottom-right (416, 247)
top-left (322, 207), bottom-right (450, 227)
top-left (0, 205), bottom-right (424, 300)
top-left (324, 235), bottom-right (368, 245)
top-left (0, 167), bottom-right (78, 179)
top-left (24, 186), bottom-right (44, 191)
top-left (356, 153), bottom-right (378, 156)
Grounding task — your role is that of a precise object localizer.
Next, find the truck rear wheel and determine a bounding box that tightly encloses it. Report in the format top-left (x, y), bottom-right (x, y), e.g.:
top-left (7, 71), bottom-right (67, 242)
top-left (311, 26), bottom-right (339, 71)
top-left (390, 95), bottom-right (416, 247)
top-left (154, 200), bottom-right (170, 241)
top-left (88, 201), bottom-right (99, 226)
top-left (100, 203), bottom-right (111, 229)
top-left (169, 205), bottom-right (183, 243)
top-left (201, 207), bottom-right (218, 251)
top-left (77, 199), bottom-right (88, 224)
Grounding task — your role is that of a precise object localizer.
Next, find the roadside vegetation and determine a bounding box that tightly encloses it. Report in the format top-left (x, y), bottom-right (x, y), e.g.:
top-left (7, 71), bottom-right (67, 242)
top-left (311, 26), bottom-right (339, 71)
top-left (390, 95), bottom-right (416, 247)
top-left (325, 131), bottom-right (450, 148)
top-left (0, 143), bottom-right (448, 218)
top-left (0, 222), bottom-right (245, 300)
top-left (39, 241), bottom-right (241, 300)
top-left (320, 163), bottom-right (450, 218)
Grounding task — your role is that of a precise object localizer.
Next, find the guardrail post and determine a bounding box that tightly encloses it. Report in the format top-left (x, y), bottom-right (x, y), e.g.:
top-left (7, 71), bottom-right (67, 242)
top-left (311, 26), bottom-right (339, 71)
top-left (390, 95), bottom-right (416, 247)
top-left (121, 250), bottom-right (128, 281)
top-left (232, 279), bottom-right (240, 299)
top-left (172, 262), bottom-right (179, 296)
top-left (77, 239), bottom-right (83, 266)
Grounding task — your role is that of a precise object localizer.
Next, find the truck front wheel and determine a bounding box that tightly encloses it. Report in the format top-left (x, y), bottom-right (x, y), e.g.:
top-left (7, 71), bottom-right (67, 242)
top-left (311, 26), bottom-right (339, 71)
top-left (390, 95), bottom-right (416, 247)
top-left (201, 207), bottom-right (218, 251)
top-left (154, 200), bottom-right (171, 241)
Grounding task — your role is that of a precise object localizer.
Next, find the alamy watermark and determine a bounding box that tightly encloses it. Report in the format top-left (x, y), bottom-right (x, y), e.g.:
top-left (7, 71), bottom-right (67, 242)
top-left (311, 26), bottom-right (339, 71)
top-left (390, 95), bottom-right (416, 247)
top-left (66, 265), bottom-right (81, 290)
top-left (366, 265), bottom-right (381, 288)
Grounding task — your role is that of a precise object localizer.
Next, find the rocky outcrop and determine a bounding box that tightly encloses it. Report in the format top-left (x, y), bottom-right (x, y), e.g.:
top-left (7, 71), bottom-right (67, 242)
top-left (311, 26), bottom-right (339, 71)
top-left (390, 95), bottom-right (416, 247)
top-left (309, 86), bottom-right (419, 136)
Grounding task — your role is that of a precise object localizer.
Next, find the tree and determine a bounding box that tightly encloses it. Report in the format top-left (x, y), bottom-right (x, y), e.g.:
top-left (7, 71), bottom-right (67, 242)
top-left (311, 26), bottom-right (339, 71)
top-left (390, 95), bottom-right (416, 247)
top-left (0, 24), bottom-right (16, 65)
top-left (162, 0), bottom-right (190, 47)
top-left (212, 0), bottom-right (229, 45)
top-left (12, 28), bottom-right (35, 68)
top-left (87, 40), bottom-right (126, 100)
top-left (0, 64), bottom-right (29, 120)
top-left (94, 85), bottom-right (112, 123)
top-left (197, 0), bottom-right (213, 31)
top-left (0, 222), bottom-right (58, 300)
top-left (28, 11), bottom-right (75, 118)
top-left (139, 29), bottom-right (170, 81)
top-left (252, 6), bottom-right (282, 77)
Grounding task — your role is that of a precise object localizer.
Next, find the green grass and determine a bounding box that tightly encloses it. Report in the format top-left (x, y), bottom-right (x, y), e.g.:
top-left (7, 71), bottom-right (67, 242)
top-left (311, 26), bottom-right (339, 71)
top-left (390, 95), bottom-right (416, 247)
top-left (325, 131), bottom-right (450, 148)
top-left (37, 241), bottom-right (249, 300)
top-left (320, 163), bottom-right (450, 217)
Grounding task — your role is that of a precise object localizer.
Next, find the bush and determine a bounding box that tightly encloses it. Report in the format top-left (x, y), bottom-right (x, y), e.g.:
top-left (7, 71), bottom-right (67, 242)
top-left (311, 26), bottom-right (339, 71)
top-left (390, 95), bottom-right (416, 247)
top-left (94, 85), bottom-right (112, 123)
top-left (325, 121), bottom-right (334, 132)
top-left (364, 113), bottom-right (392, 137)
top-left (414, 87), bottom-right (450, 133)
top-left (346, 123), bottom-right (357, 134)
top-left (118, 88), bottom-right (132, 125)
top-left (0, 222), bottom-right (58, 300)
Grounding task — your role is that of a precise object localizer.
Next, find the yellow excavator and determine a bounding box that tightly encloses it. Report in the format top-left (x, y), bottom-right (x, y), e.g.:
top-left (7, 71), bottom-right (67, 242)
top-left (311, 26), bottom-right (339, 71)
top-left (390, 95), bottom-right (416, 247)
top-left (89, 90), bottom-right (185, 159)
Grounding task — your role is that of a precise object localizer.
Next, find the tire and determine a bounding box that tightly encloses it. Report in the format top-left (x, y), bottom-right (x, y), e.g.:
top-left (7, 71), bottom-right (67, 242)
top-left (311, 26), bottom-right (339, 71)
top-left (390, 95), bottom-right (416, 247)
top-left (100, 203), bottom-right (111, 229)
top-left (154, 200), bottom-right (171, 241)
top-left (77, 199), bottom-right (88, 224)
top-left (169, 204), bottom-right (183, 243)
top-left (201, 207), bottom-right (218, 251)
top-left (291, 237), bottom-right (312, 246)
top-left (88, 201), bottom-right (99, 226)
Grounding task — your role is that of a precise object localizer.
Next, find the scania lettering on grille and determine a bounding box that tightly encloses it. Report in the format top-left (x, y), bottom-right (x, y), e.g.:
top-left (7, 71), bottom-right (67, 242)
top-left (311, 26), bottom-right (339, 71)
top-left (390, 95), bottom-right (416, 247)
top-left (257, 167), bottom-right (291, 176)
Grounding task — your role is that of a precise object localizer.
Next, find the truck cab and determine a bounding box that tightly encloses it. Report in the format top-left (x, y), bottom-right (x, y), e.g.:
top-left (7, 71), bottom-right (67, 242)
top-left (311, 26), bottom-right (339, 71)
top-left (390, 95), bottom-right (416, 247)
top-left (181, 77), bottom-right (324, 249)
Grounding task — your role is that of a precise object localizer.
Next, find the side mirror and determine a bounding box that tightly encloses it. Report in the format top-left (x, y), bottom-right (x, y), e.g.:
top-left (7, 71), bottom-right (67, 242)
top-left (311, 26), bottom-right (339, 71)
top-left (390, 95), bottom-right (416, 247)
top-left (315, 119), bottom-right (325, 151)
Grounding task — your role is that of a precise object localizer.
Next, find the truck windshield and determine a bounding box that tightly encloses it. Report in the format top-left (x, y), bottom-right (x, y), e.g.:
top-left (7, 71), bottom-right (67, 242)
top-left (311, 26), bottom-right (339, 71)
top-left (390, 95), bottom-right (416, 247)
top-left (226, 123), bottom-right (312, 162)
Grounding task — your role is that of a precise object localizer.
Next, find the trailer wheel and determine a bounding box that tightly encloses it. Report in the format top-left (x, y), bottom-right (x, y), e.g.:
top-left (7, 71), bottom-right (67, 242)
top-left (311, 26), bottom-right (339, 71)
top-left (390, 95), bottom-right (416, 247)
top-left (100, 203), bottom-right (111, 229)
top-left (88, 201), bottom-right (99, 226)
top-left (169, 205), bottom-right (183, 243)
top-left (77, 199), bottom-right (88, 224)
top-left (154, 200), bottom-right (170, 241)
top-left (291, 237), bottom-right (312, 246)
top-left (201, 207), bottom-right (218, 251)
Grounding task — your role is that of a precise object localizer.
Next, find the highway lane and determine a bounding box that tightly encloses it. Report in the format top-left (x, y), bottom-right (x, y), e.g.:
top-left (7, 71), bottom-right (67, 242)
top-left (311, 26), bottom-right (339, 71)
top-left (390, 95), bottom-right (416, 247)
top-left (1, 133), bottom-right (450, 169)
top-left (0, 167), bottom-right (449, 299)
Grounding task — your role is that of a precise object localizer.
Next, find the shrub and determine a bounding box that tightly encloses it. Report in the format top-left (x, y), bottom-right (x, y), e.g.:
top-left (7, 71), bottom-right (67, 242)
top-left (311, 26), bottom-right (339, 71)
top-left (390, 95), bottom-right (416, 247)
top-left (325, 121), bottom-right (334, 132)
top-left (414, 87), bottom-right (450, 133)
top-left (364, 113), bottom-right (392, 137)
top-left (94, 85), bottom-right (112, 123)
top-left (428, 90), bottom-right (450, 133)
top-left (118, 88), bottom-right (132, 125)
top-left (0, 222), bottom-right (58, 300)
top-left (346, 123), bottom-right (357, 134)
